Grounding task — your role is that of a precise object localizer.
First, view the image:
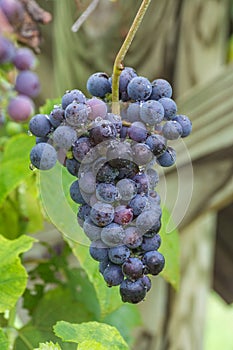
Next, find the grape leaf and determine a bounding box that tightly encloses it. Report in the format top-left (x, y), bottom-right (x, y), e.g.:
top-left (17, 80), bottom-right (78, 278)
top-left (53, 321), bottom-right (129, 350)
top-left (159, 207), bottom-right (180, 290)
top-left (38, 163), bottom-right (123, 318)
top-left (0, 328), bottom-right (9, 350)
top-left (0, 134), bottom-right (35, 206)
top-left (34, 341), bottom-right (62, 350)
top-left (0, 235), bottom-right (35, 312)
top-left (78, 340), bottom-right (107, 350)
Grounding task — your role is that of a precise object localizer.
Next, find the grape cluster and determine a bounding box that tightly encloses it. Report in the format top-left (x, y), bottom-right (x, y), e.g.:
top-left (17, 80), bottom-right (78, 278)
top-left (28, 66), bottom-right (192, 303)
top-left (0, 0), bottom-right (40, 125)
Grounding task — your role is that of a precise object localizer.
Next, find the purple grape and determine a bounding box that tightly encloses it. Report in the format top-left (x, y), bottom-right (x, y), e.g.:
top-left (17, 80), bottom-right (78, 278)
top-left (126, 102), bottom-right (141, 122)
top-left (122, 257), bottom-right (144, 280)
top-left (162, 120), bottom-right (183, 140)
top-left (140, 100), bottom-right (164, 125)
top-left (116, 178), bottom-right (137, 201)
top-left (96, 183), bottom-right (119, 203)
top-left (146, 168), bottom-right (159, 189)
top-left (173, 114), bottom-right (192, 137)
top-left (90, 202), bottom-right (114, 227)
top-left (145, 134), bottom-right (167, 156)
top-left (62, 89), bottom-right (86, 109)
top-left (132, 173), bottom-right (149, 195)
top-left (65, 101), bottom-right (90, 127)
top-left (123, 226), bottom-right (143, 249)
top-left (15, 70), bottom-right (40, 98)
top-left (105, 113), bottom-right (122, 133)
top-left (158, 97), bottom-right (177, 120)
top-left (101, 222), bottom-right (126, 247)
top-left (77, 204), bottom-right (91, 225)
top-left (53, 125), bottom-right (77, 150)
top-left (128, 121), bottom-right (148, 142)
top-left (131, 143), bottom-right (153, 166)
top-left (86, 97), bottom-right (107, 120)
top-left (49, 106), bottom-right (64, 128)
top-left (29, 114), bottom-right (51, 137)
top-left (141, 275), bottom-right (151, 292)
top-left (118, 67), bottom-right (138, 101)
top-left (142, 250), bottom-right (165, 275)
top-left (83, 217), bottom-right (102, 241)
top-left (79, 171), bottom-right (96, 194)
top-left (150, 79), bottom-right (172, 100)
top-left (156, 146), bottom-right (176, 167)
top-left (103, 263), bottom-right (124, 286)
top-left (114, 205), bottom-right (133, 225)
top-left (87, 72), bottom-right (111, 98)
top-left (65, 158), bottom-right (81, 177)
top-left (127, 76), bottom-right (152, 101)
top-left (89, 240), bottom-right (109, 262)
top-left (96, 162), bottom-right (119, 183)
top-left (7, 95), bottom-right (34, 122)
top-left (13, 47), bottom-right (36, 70)
top-left (30, 143), bottom-right (57, 170)
top-left (108, 245), bottom-right (130, 265)
top-left (89, 119), bottom-right (116, 145)
top-left (69, 180), bottom-right (86, 204)
top-left (120, 278), bottom-right (147, 303)
top-left (72, 136), bottom-right (92, 162)
top-left (136, 208), bottom-right (162, 235)
top-left (129, 194), bottom-right (148, 216)
top-left (0, 0), bottom-right (24, 23)
top-left (140, 234), bottom-right (161, 252)
top-left (0, 35), bottom-right (15, 63)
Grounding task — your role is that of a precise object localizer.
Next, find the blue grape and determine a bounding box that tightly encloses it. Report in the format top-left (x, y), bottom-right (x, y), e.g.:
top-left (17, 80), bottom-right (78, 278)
top-left (131, 143), bottom-right (153, 166)
top-left (108, 245), bottom-right (130, 265)
top-left (158, 97), bottom-right (177, 120)
top-left (65, 101), bottom-right (90, 126)
top-left (132, 173), bottom-right (149, 195)
top-left (157, 146), bottom-right (176, 167)
top-left (15, 70), bottom-right (40, 98)
top-left (145, 134), bottom-right (167, 156)
top-left (103, 263), bottom-right (124, 286)
top-left (117, 160), bottom-right (139, 180)
top-left (142, 250), bottom-right (165, 275)
top-left (99, 258), bottom-right (110, 275)
top-left (96, 162), bottom-right (119, 183)
top-left (126, 102), bottom-right (141, 122)
top-left (122, 257), bottom-right (144, 280)
top-left (29, 114), bottom-right (51, 137)
top-left (150, 79), bottom-right (172, 100)
top-left (127, 76), bottom-right (152, 101)
top-left (79, 171), bottom-right (96, 194)
top-left (123, 226), bottom-right (143, 249)
top-left (49, 106), bottom-right (64, 128)
top-left (77, 204), bottom-right (91, 225)
top-left (105, 113), bottom-right (122, 133)
top-left (173, 114), bottom-right (192, 137)
top-left (72, 136), bottom-right (92, 162)
top-left (146, 168), bottom-right (159, 189)
top-left (136, 207), bottom-right (162, 234)
top-left (118, 67), bottom-right (137, 101)
top-left (140, 234), bottom-right (161, 252)
top-left (36, 136), bottom-right (49, 144)
top-left (140, 100), bottom-right (164, 125)
top-left (141, 275), bottom-right (151, 291)
top-left (89, 119), bottom-right (116, 144)
top-left (13, 47), bottom-right (36, 70)
top-left (129, 194), bottom-right (148, 216)
top-left (89, 240), bottom-right (109, 262)
top-left (116, 178), bottom-right (137, 201)
top-left (162, 120), bottom-right (183, 140)
top-left (90, 202), bottom-right (114, 227)
top-left (53, 125), bottom-right (77, 150)
top-left (87, 72), bottom-right (111, 98)
top-left (83, 217), bottom-right (102, 241)
top-left (96, 183), bottom-right (119, 203)
top-left (30, 143), bottom-right (57, 170)
top-left (120, 278), bottom-right (147, 303)
top-left (69, 180), bottom-right (86, 204)
top-left (65, 158), bottom-right (81, 177)
top-left (128, 121), bottom-right (148, 142)
top-left (61, 89), bottom-right (86, 109)
top-left (101, 222), bottom-right (126, 247)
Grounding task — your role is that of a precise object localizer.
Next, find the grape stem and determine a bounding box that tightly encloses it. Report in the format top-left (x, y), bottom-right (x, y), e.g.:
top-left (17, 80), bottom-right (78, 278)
top-left (111, 0), bottom-right (152, 114)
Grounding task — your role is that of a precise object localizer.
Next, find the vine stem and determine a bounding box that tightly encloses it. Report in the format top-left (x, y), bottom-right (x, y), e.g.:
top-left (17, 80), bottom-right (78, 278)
top-left (111, 0), bottom-right (152, 114)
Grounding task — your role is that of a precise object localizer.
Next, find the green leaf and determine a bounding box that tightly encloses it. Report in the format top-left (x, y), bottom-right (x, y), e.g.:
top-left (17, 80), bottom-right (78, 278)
top-left (0, 328), bottom-right (9, 350)
top-left (78, 340), bottom-right (107, 350)
top-left (34, 341), bottom-right (62, 350)
top-left (38, 163), bottom-right (123, 318)
top-left (54, 321), bottom-right (129, 350)
top-left (0, 134), bottom-right (35, 207)
top-left (0, 235), bottom-right (35, 312)
top-left (159, 207), bottom-right (180, 290)
top-left (39, 98), bottom-right (62, 115)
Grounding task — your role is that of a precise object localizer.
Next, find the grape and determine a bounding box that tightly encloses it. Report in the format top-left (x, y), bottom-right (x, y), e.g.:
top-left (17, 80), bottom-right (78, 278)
top-left (131, 143), bottom-right (153, 166)
top-left (162, 120), bottom-right (182, 140)
top-left (122, 257), bottom-right (144, 280)
top-left (120, 126), bottom-right (129, 140)
top-left (77, 204), bottom-right (91, 225)
top-left (141, 275), bottom-right (151, 292)
top-left (146, 168), bottom-right (159, 189)
top-left (103, 263), bottom-right (124, 286)
top-left (158, 97), bottom-right (177, 120)
top-left (116, 178), bottom-right (137, 201)
top-left (7, 95), bottom-right (34, 122)
top-left (13, 47), bottom-right (36, 70)
top-left (0, 35), bottom-right (15, 63)
top-left (15, 70), bottom-right (40, 98)
top-left (36, 136), bottom-right (49, 144)
top-left (90, 202), bottom-right (114, 227)
top-left (72, 136), bottom-right (92, 162)
top-left (128, 121), bottom-right (148, 142)
top-left (79, 171), bottom-right (96, 194)
top-left (30, 143), bottom-right (57, 170)
top-left (49, 106), bottom-right (64, 128)
top-left (89, 240), bottom-right (109, 262)
top-left (65, 158), bottom-right (81, 177)
top-left (173, 114), bottom-right (192, 137)
top-left (69, 180), bottom-right (86, 204)
top-left (114, 205), bottom-right (133, 225)
top-left (96, 183), bottom-right (119, 203)
top-left (136, 207), bottom-right (161, 234)
top-left (96, 162), bottom-right (119, 183)
top-left (65, 101), bottom-right (90, 127)
top-left (107, 140), bottom-right (132, 165)
top-left (157, 146), bottom-right (176, 167)
top-left (0, 0), bottom-right (24, 23)
top-left (108, 245), bottom-right (130, 264)
top-left (140, 234), bottom-right (161, 252)
top-left (29, 114), bottom-right (51, 137)
top-left (117, 160), bottom-right (139, 180)
top-left (126, 102), bottom-right (141, 122)
top-left (150, 79), bottom-right (172, 100)
top-left (101, 222), bottom-right (125, 247)
top-left (145, 134), bottom-right (167, 156)
top-left (89, 119), bottom-right (116, 145)
top-left (86, 97), bottom-right (107, 120)
top-left (142, 250), bottom-right (165, 275)
top-left (105, 113), bottom-right (122, 133)
top-left (86, 72), bottom-right (111, 98)
top-left (120, 278), bottom-right (147, 303)
top-left (132, 173), bottom-right (149, 195)
top-left (53, 125), bottom-right (77, 150)
top-left (99, 258), bottom-right (110, 275)
top-left (140, 100), bottom-right (164, 125)
top-left (127, 76), bottom-right (152, 101)
top-left (123, 226), bottom-right (143, 249)
top-left (83, 217), bottom-right (102, 241)
top-left (129, 194), bottom-right (148, 216)
top-left (118, 66), bottom-right (137, 101)
top-left (61, 89), bottom-right (86, 109)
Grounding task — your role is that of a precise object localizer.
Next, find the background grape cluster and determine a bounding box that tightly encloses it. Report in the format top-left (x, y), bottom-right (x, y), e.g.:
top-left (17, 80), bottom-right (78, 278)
top-left (0, 0), bottom-right (40, 129)
top-left (28, 66), bottom-right (192, 304)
